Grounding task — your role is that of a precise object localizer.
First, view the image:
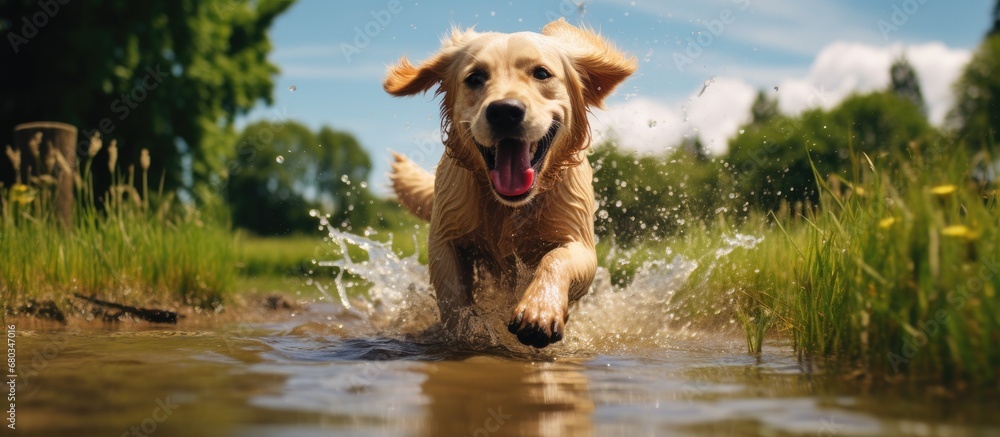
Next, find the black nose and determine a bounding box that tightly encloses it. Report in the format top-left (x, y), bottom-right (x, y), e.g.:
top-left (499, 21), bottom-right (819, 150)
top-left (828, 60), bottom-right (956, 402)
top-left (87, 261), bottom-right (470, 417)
top-left (485, 99), bottom-right (526, 133)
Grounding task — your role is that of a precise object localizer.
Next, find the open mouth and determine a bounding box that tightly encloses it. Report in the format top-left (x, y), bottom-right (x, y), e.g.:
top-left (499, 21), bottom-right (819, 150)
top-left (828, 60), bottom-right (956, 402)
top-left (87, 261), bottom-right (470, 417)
top-left (475, 122), bottom-right (559, 202)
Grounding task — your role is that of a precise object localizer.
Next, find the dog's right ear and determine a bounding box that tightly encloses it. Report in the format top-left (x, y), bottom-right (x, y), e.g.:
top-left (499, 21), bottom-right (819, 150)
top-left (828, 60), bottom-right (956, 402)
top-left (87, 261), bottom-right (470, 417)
top-left (383, 26), bottom-right (477, 96)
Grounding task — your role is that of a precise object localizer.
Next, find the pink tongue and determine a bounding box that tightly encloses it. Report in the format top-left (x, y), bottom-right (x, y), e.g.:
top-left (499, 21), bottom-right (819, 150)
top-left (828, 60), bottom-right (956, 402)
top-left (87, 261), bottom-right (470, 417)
top-left (489, 139), bottom-right (535, 197)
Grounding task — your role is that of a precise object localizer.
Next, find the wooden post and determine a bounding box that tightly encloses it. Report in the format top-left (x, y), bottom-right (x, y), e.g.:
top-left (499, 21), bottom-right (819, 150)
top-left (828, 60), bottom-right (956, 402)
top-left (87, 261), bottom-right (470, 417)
top-left (14, 122), bottom-right (78, 227)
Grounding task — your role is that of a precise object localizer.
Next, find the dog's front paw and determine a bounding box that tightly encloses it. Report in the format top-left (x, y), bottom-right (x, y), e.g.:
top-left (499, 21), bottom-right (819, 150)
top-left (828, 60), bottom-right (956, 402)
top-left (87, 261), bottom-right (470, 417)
top-left (507, 287), bottom-right (568, 348)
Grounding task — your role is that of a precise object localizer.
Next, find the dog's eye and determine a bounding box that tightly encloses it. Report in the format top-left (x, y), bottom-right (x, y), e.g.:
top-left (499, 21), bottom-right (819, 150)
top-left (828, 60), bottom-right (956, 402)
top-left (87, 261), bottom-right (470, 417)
top-left (465, 70), bottom-right (487, 88)
top-left (532, 67), bottom-right (552, 80)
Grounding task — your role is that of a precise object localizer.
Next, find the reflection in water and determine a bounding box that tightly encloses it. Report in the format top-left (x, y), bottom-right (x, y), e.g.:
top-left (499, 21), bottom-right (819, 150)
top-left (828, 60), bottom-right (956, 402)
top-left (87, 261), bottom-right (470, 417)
top-left (419, 357), bottom-right (593, 437)
top-left (13, 324), bottom-right (1000, 436)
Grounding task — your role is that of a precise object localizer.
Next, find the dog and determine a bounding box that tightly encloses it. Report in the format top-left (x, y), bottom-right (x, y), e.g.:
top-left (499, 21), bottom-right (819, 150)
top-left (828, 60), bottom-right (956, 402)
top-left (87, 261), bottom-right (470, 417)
top-left (384, 18), bottom-right (636, 348)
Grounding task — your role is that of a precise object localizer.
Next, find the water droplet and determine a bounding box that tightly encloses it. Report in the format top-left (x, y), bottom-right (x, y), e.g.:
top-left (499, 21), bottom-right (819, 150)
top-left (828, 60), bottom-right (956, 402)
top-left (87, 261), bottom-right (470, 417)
top-left (275, 156), bottom-right (284, 164)
top-left (738, 129), bottom-right (745, 134)
top-left (490, 11), bottom-right (495, 16)
top-left (309, 209), bottom-right (319, 217)
top-left (288, 85), bottom-right (296, 92)
top-left (341, 175), bottom-right (350, 184)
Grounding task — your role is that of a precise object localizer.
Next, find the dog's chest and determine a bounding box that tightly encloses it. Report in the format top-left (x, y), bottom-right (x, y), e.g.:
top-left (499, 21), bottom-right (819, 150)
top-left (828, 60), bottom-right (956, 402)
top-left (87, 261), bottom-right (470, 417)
top-left (468, 201), bottom-right (557, 267)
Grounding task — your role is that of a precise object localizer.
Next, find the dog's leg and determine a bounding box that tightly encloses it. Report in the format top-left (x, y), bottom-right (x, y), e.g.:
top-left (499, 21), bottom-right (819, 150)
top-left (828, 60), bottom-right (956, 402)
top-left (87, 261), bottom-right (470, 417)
top-left (508, 241), bottom-right (597, 348)
top-left (428, 237), bottom-right (474, 329)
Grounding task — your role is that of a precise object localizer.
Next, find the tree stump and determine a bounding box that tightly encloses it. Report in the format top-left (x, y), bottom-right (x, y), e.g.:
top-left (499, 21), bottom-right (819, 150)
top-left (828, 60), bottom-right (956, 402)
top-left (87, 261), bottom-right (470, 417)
top-left (14, 122), bottom-right (78, 227)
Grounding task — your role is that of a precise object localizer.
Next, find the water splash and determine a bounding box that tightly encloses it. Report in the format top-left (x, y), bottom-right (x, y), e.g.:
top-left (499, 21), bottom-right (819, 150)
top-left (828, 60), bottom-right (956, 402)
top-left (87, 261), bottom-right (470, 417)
top-left (315, 216), bottom-right (438, 335)
top-left (312, 216), bottom-right (762, 355)
top-left (714, 233), bottom-right (765, 259)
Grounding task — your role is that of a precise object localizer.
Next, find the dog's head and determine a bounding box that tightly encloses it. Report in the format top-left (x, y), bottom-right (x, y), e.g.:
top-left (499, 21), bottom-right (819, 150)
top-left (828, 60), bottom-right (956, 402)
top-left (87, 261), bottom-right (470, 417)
top-left (385, 19), bottom-right (636, 206)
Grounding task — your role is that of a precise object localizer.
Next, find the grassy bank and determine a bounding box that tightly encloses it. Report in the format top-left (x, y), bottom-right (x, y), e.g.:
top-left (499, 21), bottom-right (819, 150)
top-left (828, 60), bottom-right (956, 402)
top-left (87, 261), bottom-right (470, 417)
top-left (1, 139), bottom-right (239, 314)
top-left (777, 148), bottom-right (998, 383)
top-left (1, 204), bottom-right (238, 309)
top-left (597, 144), bottom-right (999, 385)
top-left (709, 146), bottom-right (1000, 384)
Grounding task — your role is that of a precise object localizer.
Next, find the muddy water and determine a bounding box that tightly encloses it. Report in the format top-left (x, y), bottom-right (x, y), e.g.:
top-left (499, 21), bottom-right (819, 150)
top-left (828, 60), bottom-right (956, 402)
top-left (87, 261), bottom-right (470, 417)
top-left (11, 228), bottom-right (1000, 436)
top-left (12, 320), bottom-right (1000, 437)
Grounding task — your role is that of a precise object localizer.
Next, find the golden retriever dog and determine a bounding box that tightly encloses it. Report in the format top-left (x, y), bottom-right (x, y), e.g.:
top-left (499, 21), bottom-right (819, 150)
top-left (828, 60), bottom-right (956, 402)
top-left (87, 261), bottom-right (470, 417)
top-left (384, 18), bottom-right (636, 348)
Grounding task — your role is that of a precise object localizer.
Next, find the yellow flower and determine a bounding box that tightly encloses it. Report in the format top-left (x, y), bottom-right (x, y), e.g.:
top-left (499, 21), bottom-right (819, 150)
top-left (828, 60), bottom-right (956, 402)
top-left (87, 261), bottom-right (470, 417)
top-left (10, 183), bottom-right (36, 205)
top-left (941, 225), bottom-right (978, 239)
top-left (878, 217), bottom-right (896, 229)
top-left (930, 184), bottom-right (956, 196)
top-left (854, 187), bottom-right (866, 196)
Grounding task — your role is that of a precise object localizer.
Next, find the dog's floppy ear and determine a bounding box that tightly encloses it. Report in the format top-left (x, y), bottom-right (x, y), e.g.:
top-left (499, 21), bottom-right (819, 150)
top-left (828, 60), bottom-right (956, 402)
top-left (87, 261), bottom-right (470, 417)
top-left (384, 27), bottom-right (478, 96)
top-left (543, 18), bottom-right (637, 108)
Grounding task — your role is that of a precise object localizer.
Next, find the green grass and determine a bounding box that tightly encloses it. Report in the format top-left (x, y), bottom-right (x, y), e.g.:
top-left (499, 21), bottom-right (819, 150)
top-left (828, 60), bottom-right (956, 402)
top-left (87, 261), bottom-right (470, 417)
top-left (1, 205), bottom-right (238, 309)
top-left (738, 146), bottom-right (1000, 384)
top-left (1, 140), bottom-right (237, 314)
top-left (597, 144), bottom-right (1000, 385)
top-left (234, 225), bottom-right (429, 294)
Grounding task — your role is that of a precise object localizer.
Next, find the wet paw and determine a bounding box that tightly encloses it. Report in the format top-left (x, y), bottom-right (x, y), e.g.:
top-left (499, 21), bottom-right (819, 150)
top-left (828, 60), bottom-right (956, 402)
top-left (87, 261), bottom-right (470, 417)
top-left (507, 291), bottom-right (568, 348)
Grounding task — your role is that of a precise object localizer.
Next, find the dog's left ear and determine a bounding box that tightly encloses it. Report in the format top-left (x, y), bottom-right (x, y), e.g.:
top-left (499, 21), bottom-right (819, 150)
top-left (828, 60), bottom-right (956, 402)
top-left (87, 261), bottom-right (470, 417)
top-left (543, 18), bottom-right (637, 108)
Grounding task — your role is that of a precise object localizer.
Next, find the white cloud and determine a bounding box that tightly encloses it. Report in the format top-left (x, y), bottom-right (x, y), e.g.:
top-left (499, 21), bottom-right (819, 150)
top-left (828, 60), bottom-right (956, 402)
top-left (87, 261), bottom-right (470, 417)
top-left (683, 76), bottom-right (758, 153)
top-left (776, 41), bottom-right (971, 124)
top-left (590, 77), bottom-right (760, 155)
top-left (905, 42), bottom-right (971, 125)
top-left (590, 96), bottom-right (686, 154)
top-left (592, 40), bottom-right (971, 155)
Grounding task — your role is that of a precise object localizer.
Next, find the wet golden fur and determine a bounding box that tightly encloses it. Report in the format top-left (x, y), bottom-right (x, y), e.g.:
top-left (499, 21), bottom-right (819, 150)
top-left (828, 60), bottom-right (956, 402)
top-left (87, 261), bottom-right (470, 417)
top-left (384, 19), bottom-right (635, 348)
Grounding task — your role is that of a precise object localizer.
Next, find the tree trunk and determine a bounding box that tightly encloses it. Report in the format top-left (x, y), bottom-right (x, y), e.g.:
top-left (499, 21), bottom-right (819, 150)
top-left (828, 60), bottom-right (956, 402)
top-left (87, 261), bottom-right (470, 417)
top-left (14, 121), bottom-right (78, 227)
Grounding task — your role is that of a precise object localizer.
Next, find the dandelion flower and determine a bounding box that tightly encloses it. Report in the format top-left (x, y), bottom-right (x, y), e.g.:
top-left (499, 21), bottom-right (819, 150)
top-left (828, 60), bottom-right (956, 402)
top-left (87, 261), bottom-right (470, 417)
top-left (878, 217), bottom-right (896, 229)
top-left (941, 225), bottom-right (978, 239)
top-left (10, 183), bottom-right (35, 205)
top-left (930, 184), bottom-right (956, 196)
top-left (140, 148), bottom-right (150, 171)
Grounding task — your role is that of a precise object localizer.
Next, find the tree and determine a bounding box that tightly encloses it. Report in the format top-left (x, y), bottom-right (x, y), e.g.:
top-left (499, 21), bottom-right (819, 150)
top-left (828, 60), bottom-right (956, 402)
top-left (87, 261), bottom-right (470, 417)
top-left (590, 145), bottom-right (725, 244)
top-left (890, 56), bottom-right (925, 114)
top-left (679, 135), bottom-right (708, 162)
top-left (0, 0), bottom-right (294, 197)
top-left (991, 0), bottom-right (1000, 36)
top-left (750, 89), bottom-right (780, 124)
top-left (728, 92), bottom-right (933, 210)
top-left (951, 27), bottom-right (1000, 150)
top-left (315, 127), bottom-right (372, 222)
top-left (225, 121), bottom-right (377, 235)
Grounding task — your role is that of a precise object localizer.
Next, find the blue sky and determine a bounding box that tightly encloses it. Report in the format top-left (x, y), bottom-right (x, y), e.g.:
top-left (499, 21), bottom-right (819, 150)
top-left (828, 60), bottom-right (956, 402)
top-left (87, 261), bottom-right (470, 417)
top-left (244, 0), bottom-right (994, 194)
